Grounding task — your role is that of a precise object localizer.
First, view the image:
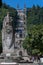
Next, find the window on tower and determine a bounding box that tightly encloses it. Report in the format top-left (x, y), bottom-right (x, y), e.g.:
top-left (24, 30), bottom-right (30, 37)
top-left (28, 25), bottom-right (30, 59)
top-left (23, 15), bottom-right (25, 20)
top-left (24, 22), bottom-right (25, 24)
top-left (20, 33), bottom-right (22, 38)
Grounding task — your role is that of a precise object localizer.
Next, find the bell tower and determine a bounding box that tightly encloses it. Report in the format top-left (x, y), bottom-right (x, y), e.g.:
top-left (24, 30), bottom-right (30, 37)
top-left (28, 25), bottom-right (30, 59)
top-left (17, 4), bottom-right (19, 9)
top-left (14, 3), bottom-right (28, 57)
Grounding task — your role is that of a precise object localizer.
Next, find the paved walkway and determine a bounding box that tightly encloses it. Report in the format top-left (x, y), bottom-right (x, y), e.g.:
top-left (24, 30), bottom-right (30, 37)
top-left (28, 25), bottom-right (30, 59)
top-left (19, 63), bottom-right (39, 65)
top-left (0, 62), bottom-right (43, 65)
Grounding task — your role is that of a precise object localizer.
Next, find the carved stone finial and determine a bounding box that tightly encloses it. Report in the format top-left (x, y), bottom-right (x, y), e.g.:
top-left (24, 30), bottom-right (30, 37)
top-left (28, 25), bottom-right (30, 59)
top-left (2, 11), bottom-right (14, 54)
top-left (17, 4), bottom-right (19, 9)
top-left (7, 12), bottom-right (9, 17)
top-left (24, 3), bottom-right (26, 8)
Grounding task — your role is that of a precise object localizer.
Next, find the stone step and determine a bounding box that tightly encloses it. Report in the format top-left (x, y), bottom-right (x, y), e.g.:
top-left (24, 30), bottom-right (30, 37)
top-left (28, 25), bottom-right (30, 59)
top-left (0, 62), bottom-right (19, 65)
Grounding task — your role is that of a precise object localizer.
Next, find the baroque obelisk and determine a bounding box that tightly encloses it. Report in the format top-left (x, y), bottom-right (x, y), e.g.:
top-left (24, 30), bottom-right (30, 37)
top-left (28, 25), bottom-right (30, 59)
top-left (2, 12), bottom-right (14, 55)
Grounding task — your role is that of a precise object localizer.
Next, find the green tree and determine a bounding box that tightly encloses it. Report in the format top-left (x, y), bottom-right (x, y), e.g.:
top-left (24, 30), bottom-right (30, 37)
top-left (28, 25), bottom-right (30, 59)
top-left (23, 24), bottom-right (43, 55)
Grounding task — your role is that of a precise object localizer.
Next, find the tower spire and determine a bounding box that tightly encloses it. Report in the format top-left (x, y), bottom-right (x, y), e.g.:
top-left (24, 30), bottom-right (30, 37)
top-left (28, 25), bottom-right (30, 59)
top-left (17, 4), bottom-right (19, 10)
top-left (24, 3), bottom-right (26, 8)
top-left (24, 0), bottom-right (26, 9)
top-left (24, 0), bottom-right (26, 13)
top-left (24, 3), bottom-right (26, 15)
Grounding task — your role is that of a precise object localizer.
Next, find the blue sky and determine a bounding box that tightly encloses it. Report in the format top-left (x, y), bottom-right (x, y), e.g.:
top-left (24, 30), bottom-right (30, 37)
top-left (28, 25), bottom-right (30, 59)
top-left (2, 0), bottom-right (43, 9)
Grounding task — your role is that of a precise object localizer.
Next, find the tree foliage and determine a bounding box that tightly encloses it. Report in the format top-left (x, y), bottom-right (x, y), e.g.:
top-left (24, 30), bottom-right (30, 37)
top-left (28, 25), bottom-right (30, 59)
top-left (23, 5), bottom-right (43, 55)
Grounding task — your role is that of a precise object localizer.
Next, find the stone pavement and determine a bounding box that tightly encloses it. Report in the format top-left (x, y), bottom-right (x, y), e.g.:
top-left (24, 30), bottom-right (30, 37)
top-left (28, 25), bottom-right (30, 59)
top-left (0, 62), bottom-right (43, 65)
top-left (19, 63), bottom-right (39, 65)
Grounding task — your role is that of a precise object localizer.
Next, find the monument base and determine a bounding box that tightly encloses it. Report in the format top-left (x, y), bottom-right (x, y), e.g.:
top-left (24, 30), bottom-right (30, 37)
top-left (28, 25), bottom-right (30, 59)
top-left (0, 48), bottom-right (29, 63)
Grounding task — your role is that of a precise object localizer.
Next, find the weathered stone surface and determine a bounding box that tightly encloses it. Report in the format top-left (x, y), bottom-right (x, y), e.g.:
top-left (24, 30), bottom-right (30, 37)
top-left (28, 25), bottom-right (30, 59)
top-left (2, 12), bottom-right (14, 54)
top-left (14, 9), bottom-right (28, 57)
top-left (0, 63), bottom-right (41, 65)
top-left (0, 62), bottom-right (19, 65)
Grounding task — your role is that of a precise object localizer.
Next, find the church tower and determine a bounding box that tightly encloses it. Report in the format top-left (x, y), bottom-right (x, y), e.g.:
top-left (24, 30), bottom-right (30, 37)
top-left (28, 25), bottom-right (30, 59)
top-left (14, 4), bottom-right (28, 57)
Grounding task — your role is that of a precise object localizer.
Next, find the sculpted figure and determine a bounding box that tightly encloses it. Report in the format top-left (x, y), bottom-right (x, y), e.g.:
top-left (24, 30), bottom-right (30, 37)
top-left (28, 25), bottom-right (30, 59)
top-left (2, 12), bottom-right (14, 54)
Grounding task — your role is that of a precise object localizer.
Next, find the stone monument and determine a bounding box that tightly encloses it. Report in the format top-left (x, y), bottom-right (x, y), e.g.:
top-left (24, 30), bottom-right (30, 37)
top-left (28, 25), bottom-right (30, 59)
top-left (2, 12), bottom-right (14, 57)
top-left (1, 8), bottom-right (28, 62)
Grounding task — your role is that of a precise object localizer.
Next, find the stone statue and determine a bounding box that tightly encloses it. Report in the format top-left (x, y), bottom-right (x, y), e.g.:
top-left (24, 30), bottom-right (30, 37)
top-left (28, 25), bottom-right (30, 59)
top-left (2, 12), bottom-right (14, 55)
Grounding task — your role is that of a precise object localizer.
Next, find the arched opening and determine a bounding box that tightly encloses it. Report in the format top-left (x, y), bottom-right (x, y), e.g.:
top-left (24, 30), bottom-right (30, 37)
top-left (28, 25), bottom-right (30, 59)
top-left (19, 51), bottom-right (22, 56)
